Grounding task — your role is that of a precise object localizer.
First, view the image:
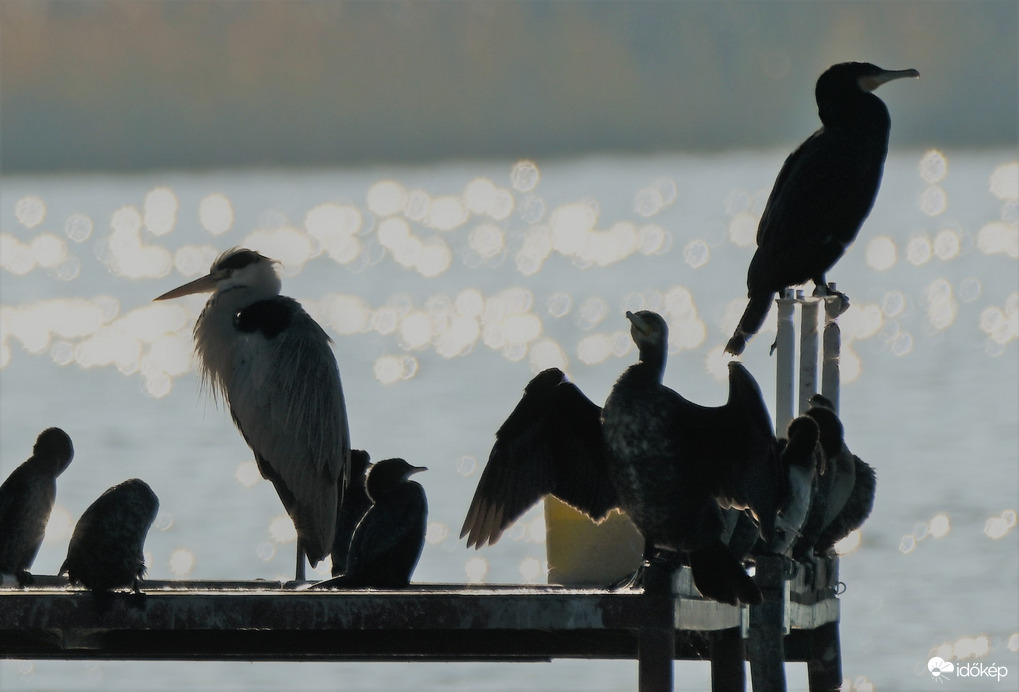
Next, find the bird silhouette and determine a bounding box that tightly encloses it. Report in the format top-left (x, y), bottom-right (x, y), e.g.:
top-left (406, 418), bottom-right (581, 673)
top-left (792, 395), bottom-right (876, 559)
top-left (0, 428), bottom-right (74, 585)
top-left (463, 311), bottom-right (817, 604)
top-left (61, 479), bottom-right (159, 593)
top-left (313, 458), bottom-right (427, 589)
top-left (726, 62), bottom-right (918, 355)
top-left (329, 449), bottom-right (373, 576)
top-left (155, 248), bottom-right (351, 580)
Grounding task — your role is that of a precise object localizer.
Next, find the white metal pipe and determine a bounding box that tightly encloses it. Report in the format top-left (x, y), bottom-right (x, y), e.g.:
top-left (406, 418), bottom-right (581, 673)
top-left (822, 285), bottom-right (843, 414)
top-left (774, 289), bottom-right (797, 437)
top-left (798, 299), bottom-right (820, 416)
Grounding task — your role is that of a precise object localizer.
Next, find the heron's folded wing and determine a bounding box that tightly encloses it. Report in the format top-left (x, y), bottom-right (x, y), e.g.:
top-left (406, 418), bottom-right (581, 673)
top-left (229, 299), bottom-right (350, 562)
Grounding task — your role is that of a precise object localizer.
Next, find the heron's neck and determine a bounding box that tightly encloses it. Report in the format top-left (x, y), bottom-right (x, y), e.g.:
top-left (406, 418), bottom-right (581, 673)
top-left (193, 283), bottom-right (280, 396)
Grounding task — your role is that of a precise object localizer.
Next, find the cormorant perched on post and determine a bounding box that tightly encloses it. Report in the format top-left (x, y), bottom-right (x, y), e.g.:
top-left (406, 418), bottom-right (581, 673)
top-left (329, 449), bottom-right (373, 576)
top-left (155, 248), bottom-right (351, 581)
top-left (726, 62), bottom-right (919, 355)
top-left (792, 395), bottom-right (876, 559)
top-left (313, 458), bottom-right (427, 589)
top-left (0, 428), bottom-right (74, 585)
top-left (60, 479), bottom-right (159, 593)
top-left (722, 413), bottom-right (824, 560)
top-left (462, 311), bottom-right (818, 605)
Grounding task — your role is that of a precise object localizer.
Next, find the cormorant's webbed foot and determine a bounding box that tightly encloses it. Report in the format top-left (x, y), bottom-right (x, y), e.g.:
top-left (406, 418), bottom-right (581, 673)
top-left (813, 282), bottom-right (851, 315)
top-left (15, 570), bottom-right (35, 587)
top-left (609, 551), bottom-right (681, 594)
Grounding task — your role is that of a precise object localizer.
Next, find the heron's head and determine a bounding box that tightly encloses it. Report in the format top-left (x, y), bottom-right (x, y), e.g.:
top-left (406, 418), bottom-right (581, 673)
top-left (153, 248), bottom-right (281, 302)
top-left (625, 310), bottom-right (668, 356)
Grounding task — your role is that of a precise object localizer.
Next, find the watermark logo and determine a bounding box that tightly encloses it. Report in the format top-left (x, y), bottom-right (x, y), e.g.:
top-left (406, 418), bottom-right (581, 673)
top-left (928, 656), bottom-right (1010, 684)
top-left (929, 657), bottom-right (955, 683)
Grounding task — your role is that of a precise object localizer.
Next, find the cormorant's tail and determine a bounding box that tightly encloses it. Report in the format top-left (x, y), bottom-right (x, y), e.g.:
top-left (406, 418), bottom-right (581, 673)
top-left (688, 541), bottom-right (762, 605)
top-left (725, 293), bottom-right (774, 356)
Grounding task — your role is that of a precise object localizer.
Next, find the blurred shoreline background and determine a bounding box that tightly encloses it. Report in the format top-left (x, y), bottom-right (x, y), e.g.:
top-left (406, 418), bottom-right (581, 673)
top-left (2, 0), bottom-right (1016, 173)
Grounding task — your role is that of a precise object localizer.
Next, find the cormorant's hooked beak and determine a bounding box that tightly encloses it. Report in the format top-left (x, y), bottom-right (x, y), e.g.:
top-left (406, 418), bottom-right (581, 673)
top-left (153, 272), bottom-right (220, 301)
top-left (859, 67), bottom-right (919, 92)
top-left (625, 310), bottom-right (650, 336)
top-left (405, 465), bottom-right (428, 478)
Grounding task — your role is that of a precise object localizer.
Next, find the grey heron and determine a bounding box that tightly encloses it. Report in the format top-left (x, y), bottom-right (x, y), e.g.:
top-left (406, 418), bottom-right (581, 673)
top-left (726, 62), bottom-right (918, 355)
top-left (155, 247), bottom-right (351, 580)
top-left (61, 478), bottom-right (159, 593)
top-left (0, 427), bottom-right (74, 585)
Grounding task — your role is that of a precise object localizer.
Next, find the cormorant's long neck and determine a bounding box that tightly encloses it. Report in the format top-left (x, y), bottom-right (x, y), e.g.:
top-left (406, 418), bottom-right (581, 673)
top-left (821, 93), bottom-right (890, 136)
top-left (635, 342), bottom-right (667, 382)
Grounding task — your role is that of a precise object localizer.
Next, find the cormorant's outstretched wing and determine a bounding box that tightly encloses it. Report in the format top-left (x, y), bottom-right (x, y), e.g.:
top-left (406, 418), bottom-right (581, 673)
top-left (461, 368), bottom-right (617, 549)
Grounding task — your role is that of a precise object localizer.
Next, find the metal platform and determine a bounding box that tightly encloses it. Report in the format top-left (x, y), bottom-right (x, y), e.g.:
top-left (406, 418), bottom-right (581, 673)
top-left (0, 555), bottom-right (841, 691)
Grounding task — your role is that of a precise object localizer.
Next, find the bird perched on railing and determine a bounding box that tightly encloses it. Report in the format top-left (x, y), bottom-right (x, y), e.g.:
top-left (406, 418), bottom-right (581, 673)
top-left (0, 427), bottom-right (74, 585)
top-left (462, 311), bottom-right (818, 605)
top-left (313, 458), bottom-right (428, 589)
top-left (726, 62), bottom-right (919, 355)
top-left (60, 478), bottom-right (159, 593)
top-left (155, 248), bottom-right (351, 581)
top-left (329, 449), bottom-right (373, 577)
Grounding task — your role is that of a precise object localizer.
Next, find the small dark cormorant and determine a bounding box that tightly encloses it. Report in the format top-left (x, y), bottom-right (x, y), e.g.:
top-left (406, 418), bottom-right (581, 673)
top-left (60, 479), bottom-right (159, 593)
top-left (0, 428), bottom-right (74, 584)
top-left (155, 248), bottom-right (351, 580)
top-left (726, 62), bottom-right (919, 355)
top-left (768, 415), bottom-right (824, 556)
top-left (313, 458), bottom-right (427, 589)
top-left (722, 414), bottom-right (823, 560)
top-left (462, 311), bottom-right (817, 605)
top-left (329, 449), bottom-right (373, 576)
top-left (792, 395), bottom-right (876, 558)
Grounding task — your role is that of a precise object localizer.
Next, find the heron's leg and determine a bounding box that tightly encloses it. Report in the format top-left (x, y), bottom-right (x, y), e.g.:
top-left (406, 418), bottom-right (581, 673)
top-left (295, 539), bottom-right (306, 581)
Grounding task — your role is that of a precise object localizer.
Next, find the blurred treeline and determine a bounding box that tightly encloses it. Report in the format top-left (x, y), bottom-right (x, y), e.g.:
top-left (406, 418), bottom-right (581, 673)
top-left (2, 0), bottom-right (1016, 172)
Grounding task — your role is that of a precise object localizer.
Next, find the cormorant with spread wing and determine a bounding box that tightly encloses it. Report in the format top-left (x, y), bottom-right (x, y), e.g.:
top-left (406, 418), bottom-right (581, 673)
top-left (463, 311), bottom-right (817, 604)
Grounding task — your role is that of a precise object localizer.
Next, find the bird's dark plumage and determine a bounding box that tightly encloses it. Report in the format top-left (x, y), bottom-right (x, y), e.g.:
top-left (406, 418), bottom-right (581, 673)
top-left (792, 395), bottom-right (876, 558)
top-left (603, 311), bottom-right (807, 604)
top-left (314, 458), bottom-right (427, 589)
top-left (60, 479), bottom-right (159, 592)
top-left (462, 311), bottom-right (815, 605)
top-left (330, 449), bottom-right (373, 575)
top-left (234, 298), bottom-right (297, 339)
top-left (0, 428), bottom-right (74, 583)
top-left (461, 368), bottom-right (617, 550)
top-left (726, 62), bottom-right (918, 355)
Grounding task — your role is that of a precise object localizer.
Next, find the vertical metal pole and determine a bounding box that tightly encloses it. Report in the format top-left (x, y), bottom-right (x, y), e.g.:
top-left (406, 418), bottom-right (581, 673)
top-left (638, 590), bottom-right (674, 691)
top-left (821, 284), bottom-right (842, 415)
top-left (807, 621), bottom-right (843, 692)
top-left (775, 289), bottom-right (797, 437)
top-left (710, 628), bottom-right (747, 692)
top-left (798, 298), bottom-right (819, 416)
top-left (747, 554), bottom-right (787, 692)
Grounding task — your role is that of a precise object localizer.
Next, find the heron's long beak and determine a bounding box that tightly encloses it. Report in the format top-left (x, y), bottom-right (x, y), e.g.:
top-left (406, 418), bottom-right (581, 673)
top-left (153, 273), bottom-right (219, 301)
top-left (860, 67), bottom-right (919, 92)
